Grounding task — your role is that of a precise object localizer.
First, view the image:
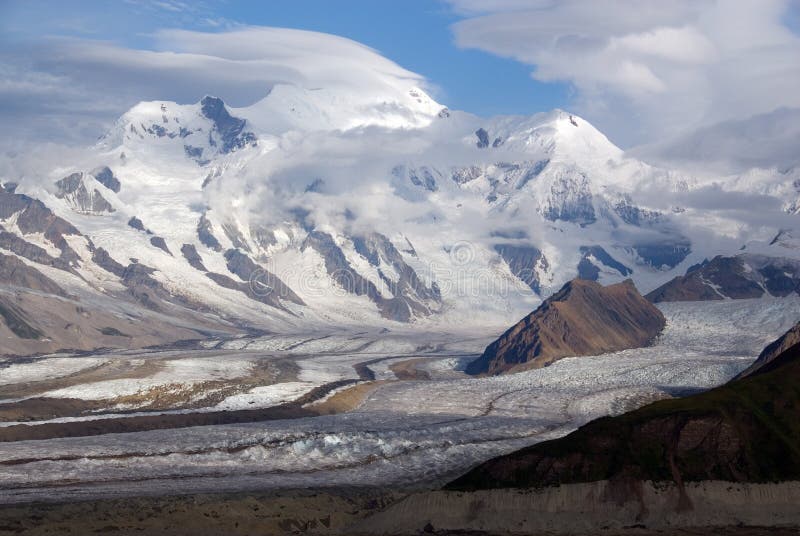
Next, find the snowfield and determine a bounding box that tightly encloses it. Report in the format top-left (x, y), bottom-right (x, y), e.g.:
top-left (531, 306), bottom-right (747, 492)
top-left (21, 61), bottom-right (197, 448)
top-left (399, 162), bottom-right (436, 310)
top-left (0, 357), bottom-right (108, 387)
top-left (40, 357), bottom-right (256, 401)
top-left (0, 297), bottom-right (797, 504)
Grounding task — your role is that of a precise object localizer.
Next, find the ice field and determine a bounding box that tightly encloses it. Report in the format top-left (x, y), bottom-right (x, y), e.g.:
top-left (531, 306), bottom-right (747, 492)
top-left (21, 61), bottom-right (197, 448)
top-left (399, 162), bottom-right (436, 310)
top-left (0, 297), bottom-right (798, 504)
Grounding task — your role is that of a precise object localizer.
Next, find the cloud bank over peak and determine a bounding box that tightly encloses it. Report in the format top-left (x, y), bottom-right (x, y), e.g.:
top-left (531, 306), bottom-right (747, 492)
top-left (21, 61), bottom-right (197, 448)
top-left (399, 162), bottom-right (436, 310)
top-left (447, 0), bottom-right (800, 147)
top-left (152, 27), bottom-right (426, 91)
top-left (0, 26), bottom-right (437, 150)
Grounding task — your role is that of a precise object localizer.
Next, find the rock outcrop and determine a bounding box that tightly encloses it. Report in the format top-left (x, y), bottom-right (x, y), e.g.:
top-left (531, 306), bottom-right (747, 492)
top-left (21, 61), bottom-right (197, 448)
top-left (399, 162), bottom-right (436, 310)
top-left (199, 96), bottom-right (257, 154)
top-left (576, 245), bottom-right (631, 281)
top-left (54, 172), bottom-right (115, 214)
top-left (494, 244), bottom-right (549, 294)
top-left (181, 243), bottom-right (207, 272)
top-left (302, 230), bottom-right (440, 322)
top-left (149, 236), bottom-right (172, 256)
top-left (647, 254), bottom-right (800, 302)
top-left (92, 166), bottom-right (121, 193)
top-left (0, 252), bottom-right (68, 297)
top-left (466, 278), bottom-right (665, 375)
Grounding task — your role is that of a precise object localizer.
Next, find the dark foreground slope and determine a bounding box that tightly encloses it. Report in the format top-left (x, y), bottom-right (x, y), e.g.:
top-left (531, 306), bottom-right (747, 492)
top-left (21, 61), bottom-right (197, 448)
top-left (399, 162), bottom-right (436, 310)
top-left (736, 322), bottom-right (800, 379)
top-left (467, 279), bottom-right (665, 375)
top-left (449, 323), bottom-right (800, 490)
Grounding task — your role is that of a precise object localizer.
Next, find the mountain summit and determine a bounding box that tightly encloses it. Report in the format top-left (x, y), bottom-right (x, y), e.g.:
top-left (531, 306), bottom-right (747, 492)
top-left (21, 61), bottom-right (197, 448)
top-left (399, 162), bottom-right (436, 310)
top-left (1, 78), bottom-right (799, 355)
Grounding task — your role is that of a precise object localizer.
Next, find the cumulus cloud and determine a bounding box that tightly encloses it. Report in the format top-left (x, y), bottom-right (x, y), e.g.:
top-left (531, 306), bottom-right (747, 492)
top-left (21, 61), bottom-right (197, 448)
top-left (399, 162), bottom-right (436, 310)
top-left (0, 27), bottom-right (430, 151)
top-left (447, 0), bottom-right (800, 147)
top-left (631, 107), bottom-right (800, 173)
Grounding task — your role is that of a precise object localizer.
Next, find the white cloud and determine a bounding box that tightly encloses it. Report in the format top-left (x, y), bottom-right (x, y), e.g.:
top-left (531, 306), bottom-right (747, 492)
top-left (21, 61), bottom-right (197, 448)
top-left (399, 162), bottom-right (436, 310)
top-left (447, 0), bottom-right (800, 147)
top-left (0, 27), bottom-right (431, 150)
top-left (632, 107), bottom-right (800, 173)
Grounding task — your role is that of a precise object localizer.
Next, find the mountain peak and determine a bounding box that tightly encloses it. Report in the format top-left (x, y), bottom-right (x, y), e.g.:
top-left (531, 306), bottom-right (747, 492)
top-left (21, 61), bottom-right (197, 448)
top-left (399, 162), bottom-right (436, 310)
top-left (466, 278), bottom-right (665, 375)
top-left (97, 94), bottom-right (256, 161)
top-left (240, 82), bottom-right (444, 133)
top-left (199, 96), bottom-right (226, 120)
top-left (477, 109), bottom-right (623, 162)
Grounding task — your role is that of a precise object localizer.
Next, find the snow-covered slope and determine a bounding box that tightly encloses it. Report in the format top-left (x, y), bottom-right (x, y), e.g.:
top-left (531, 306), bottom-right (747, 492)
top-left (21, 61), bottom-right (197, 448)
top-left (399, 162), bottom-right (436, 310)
top-left (2, 79), bottom-right (799, 346)
top-left (241, 83), bottom-right (445, 133)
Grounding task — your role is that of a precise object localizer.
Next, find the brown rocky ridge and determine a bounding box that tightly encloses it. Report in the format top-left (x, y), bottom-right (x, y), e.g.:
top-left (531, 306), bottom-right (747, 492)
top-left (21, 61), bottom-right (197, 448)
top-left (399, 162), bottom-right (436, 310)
top-left (466, 278), bottom-right (666, 375)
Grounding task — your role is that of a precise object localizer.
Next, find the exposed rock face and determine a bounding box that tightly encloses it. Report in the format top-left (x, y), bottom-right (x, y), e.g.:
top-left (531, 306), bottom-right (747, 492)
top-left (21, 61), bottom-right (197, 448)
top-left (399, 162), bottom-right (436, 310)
top-left (204, 270), bottom-right (296, 312)
top-left (91, 166), bottom-right (121, 193)
top-left (149, 236), bottom-right (172, 256)
top-left (221, 222), bottom-right (251, 252)
top-left (249, 224), bottom-right (277, 250)
top-left (614, 196), bottom-right (663, 226)
top-left (0, 186), bottom-right (233, 355)
top-left (577, 245), bottom-right (631, 281)
top-left (303, 231), bottom-right (440, 322)
top-left (405, 166), bottom-right (439, 192)
top-left (0, 225), bottom-right (72, 272)
top-left (1, 182), bottom-right (18, 193)
top-left (118, 262), bottom-right (204, 313)
top-left (181, 244), bottom-right (207, 272)
top-left (1, 188), bottom-right (82, 266)
top-left (197, 213), bottom-right (222, 251)
top-left (475, 128), bottom-right (490, 148)
top-left (542, 171), bottom-right (596, 226)
top-left (183, 144), bottom-right (206, 164)
top-left (223, 249), bottom-right (304, 306)
top-left (0, 253), bottom-right (67, 297)
top-left (494, 244), bottom-right (548, 294)
top-left (449, 324), bottom-right (800, 490)
top-left (119, 263), bottom-right (166, 310)
top-left (352, 232), bottom-right (441, 310)
top-left (127, 216), bottom-right (150, 233)
top-left (304, 230), bottom-right (405, 320)
top-left (632, 241), bottom-right (691, 270)
top-left (54, 173), bottom-right (115, 214)
top-left (646, 254), bottom-right (800, 302)
top-left (0, 295), bottom-right (43, 339)
top-left (199, 96), bottom-right (257, 154)
top-left (91, 247), bottom-right (126, 277)
top-left (466, 279), bottom-right (665, 375)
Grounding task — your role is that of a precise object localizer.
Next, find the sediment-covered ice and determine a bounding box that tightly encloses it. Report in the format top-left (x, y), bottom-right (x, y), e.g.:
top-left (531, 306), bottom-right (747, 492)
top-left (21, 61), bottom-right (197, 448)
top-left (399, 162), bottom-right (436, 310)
top-left (0, 357), bottom-right (108, 386)
top-left (39, 357), bottom-right (255, 401)
top-left (0, 297), bottom-right (797, 504)
top-left (213, 382), bottom-right (315, 410)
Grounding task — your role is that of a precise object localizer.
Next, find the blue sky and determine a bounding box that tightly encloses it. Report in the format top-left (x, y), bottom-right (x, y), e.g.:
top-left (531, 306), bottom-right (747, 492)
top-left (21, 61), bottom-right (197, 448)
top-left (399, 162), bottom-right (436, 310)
top-left (0, 0), bottom-right (570, 117)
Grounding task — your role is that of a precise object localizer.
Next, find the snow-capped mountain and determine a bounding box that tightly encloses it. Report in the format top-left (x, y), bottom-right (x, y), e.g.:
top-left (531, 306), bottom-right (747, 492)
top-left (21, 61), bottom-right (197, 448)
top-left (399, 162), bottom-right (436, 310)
top-left (2, 82), bottom-right (799, 353)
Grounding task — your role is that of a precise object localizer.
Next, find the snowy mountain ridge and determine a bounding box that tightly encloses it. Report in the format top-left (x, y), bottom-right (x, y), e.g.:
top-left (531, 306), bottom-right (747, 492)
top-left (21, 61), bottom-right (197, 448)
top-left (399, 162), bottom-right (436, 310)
top-left (2, 83), bottom-right (799, 350)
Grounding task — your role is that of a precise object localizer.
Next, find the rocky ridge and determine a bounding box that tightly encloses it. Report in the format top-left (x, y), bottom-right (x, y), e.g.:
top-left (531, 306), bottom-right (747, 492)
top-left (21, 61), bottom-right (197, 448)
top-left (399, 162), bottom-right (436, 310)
top-left (466, 278), bottom-right (665, 375)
